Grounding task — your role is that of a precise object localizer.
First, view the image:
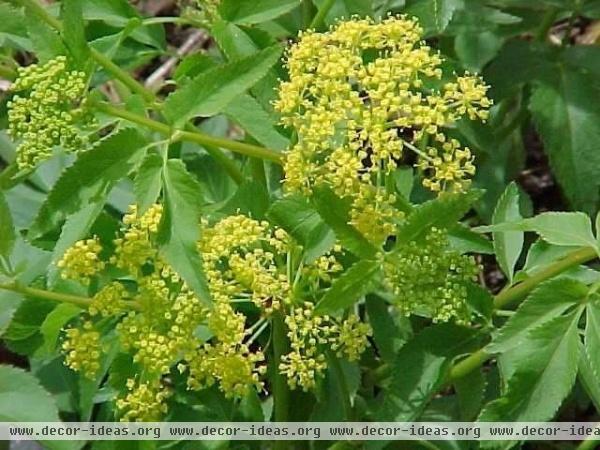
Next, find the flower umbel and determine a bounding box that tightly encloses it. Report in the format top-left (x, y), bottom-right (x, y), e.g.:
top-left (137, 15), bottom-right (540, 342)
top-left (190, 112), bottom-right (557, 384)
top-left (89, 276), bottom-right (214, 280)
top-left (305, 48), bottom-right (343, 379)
top-left (7, 56), bottom-right (93, 170)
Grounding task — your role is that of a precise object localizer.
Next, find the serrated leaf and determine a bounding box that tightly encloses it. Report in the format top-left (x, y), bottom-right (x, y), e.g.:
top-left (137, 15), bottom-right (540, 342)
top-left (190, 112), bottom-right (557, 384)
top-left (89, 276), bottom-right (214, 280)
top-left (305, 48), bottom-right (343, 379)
top-left (61, 0), bottom-right (90, 67)
top-left (455, 30), bottom-right (503, 72)
top-left (492, 182), bottom-right (523, 283)
top-left (224, 94), bottom-right (288, 151)
top-left (487, 278), bottom-right (587, 354)
top-left (0, 3), bottom-right (30, 50)
top-left (220, 180), bottom-right (270, 220)
top-left (0, 191), bottom-right (15, 260)
top-left (529, 69), bottom-right (600, 213)
top-left (163, 46), bottom-right (282, 126)
top-left (584, 302), bottom-right (600, 383)
top-left (134, 153), bottom-right (163, 214)
top-left (26, 10), bottom-right (66, 61)
top-left (311, 186), bottom-right (378, 259)
top-left (396, 190), bottom-right (481, 244)
top-left (267, 195), bottom-right (335, 262)
top-left (28, 129), bottom-right (146, 240)
top-left (315, 260), bottom-right (380, 314)
top-left (448, 224), bottom-right (494, 254)
top-left (366, 295), bottom-right (412, 363)
top-left (405, 0), bottom-right (464, 35)
top-left (159, 160), bottom-right (210, 304)
top-left (579, 344), bottom-right (600, 412)
top-left (479, 310), bottom-right (582, 422)
top-left (379, 324), bottom-right (481, 421)
top-left (0, 365), bottom-right (60, 421)
top-left (478, 212), bottom-right (597, 250)
top-left (218, 0), bottom-right (301, 25)
top-left (455, 368), bottom-right (486, 421)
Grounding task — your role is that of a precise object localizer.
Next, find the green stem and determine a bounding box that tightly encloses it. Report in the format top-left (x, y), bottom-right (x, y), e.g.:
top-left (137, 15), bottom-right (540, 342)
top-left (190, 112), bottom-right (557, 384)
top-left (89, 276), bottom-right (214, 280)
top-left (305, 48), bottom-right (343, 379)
top-left (535, 7), bottom-right (559, 42)
top-left (0, 282), bottom-right (92, 309)
top-left (94, 102), bottom-right (283, 163)
top-left (310, 0), bottom-right (336, 29)
top-left (493, 246), bottom-right (597, 309)
top-left (272, 313), bottom-right (290, 428)
top-left (90, 49), bottom-right (156, 102)
top-left (448, 246), bottom-right (598, 381)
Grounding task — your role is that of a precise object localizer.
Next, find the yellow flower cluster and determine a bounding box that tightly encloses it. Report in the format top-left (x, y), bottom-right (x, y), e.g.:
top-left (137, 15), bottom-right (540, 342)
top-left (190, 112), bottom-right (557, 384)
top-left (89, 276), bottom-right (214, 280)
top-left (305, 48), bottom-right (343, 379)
top-left (279, 302), bottom-right (371, 390)
top-left (7, 56), bottom-right (93, 170)
top-left (57, 237), bottom-right (104, 284)
top-left (275, 16), bottom-right (491, 242)
top-left (116, 379), bottom-right (170, 422)
top-left (89, 282), bottom-right (127, 317)
top-left (199, 215), bottom-right (291, 313)
top-left (62, 321), bottom-right (102, 379)
top-left (383, 227), bottom-right (479, 324)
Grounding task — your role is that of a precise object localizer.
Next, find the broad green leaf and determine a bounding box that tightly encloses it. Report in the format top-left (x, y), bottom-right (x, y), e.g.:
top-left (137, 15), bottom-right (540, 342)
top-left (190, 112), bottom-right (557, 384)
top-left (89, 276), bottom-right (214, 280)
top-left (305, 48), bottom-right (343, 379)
top-left (29, 129), bottom-right (146, 240)
top-left (163, 46), bottom-right (282, 125)
top-left (0, 4), bottom-right (31, 50)
top-left (3, 298), bottom-right (56, 341)
top-left (220, 180), bottom-right (270, 220)
top-left (454, 368), bottom-right (486, 421)
top-left (82, 0), bottom-right (165, 49)
top-left (492, 182), bottom-right (523, 283)
top-left (480, 310), bottom-right (582, 422)
top-left (26, 10), bottom-right (66, 61)
top-left (315, 260), bottom-right (380, 314)
top-left (396, 190), bottom-right (481, 244)
top-left (584, 301), bottom-right (600, 383)
top-left (159, 160), bottom-right (210, 304)
top-left (478, 212), bottom-right (597, 250)
top-left (311, 186), bottom-right (378, 259)
top-left (529, 69), bottom-right (600, 213)
top-left (455, 30), bottom-right (503, 76)
top-left (448, 225), bottom-right (494, 254)
top-left (134, 153), bottom-right (163, 214)
top-left (0, 365), bottom-right (60, 421)
top-left (366, 295), bottom-right (412, 363)
top-left (38, 303), bottom-right (82, 356)
top-left (267, 195), bottom-right (335, 262)
top-left (0, 292), bottom-right (23, 338)
top-left (487, 278), bottom-right (587, 354)
top-left (579, 345), bottom-right (600, 412)
top-left (405, 0), bottom-right (464, 35)
top-left (314, 0), bottom-right (374, 26)
top-left (0, 191), bottom-right (15, 261)
top-left (224, 95), bottom-right (288, 151)
top-left (61, 0), bottom-right (90, 67)
top-left (219, 0), bottom-right (301, 25)
top-left (379, 324), bottom-right (481, 421)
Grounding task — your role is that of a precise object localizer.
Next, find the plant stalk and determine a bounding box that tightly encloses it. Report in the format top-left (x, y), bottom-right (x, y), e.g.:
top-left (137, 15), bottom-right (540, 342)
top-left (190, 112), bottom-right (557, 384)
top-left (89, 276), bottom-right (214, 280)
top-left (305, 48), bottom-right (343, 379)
top-left (449, 246), bottom-right (598, 381)
top-left (272, 314), bottom-right (290, 443)
top-left (94, 102), bottom-right (283, 164)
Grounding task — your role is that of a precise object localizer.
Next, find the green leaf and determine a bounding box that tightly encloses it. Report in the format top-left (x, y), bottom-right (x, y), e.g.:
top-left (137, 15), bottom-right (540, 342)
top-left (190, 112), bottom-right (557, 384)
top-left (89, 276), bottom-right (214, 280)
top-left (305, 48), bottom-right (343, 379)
top-left (28, 129), bottom-right (146, 240)
top-left (492, 182), bottom-right (523, 283)
top-left (218, 0), bottom-right (301, 25)
top-left (267, 194), bottom-right (335, 262)
top-left (478, 212), bottom-right (597, 250)
top-left (134, 153), bottom-right (163, 214)
top-left (379, 324), bottom-right (481, 421)
top-left (479, 310), bottom-right (582, 422)
top-left (529, 69), bottom-right (600, 213)
top-left (0, 365), bottom-right (60, 421)
top-left (26, 11), bottom-right (66, 61)
top-left (38, 303), bottom-right (82, 356)
top-left (405, 0), bottom-right (464, 35)
top-left (455, 30), bottom-right (503, 76)
top-left (61, 0), bottom-right (90, 67)
top-left (0, 191), bottom-right (15, 261)
top-left (315, 260), bottom-right (380, 314)
top-left (454, 368), bottom-right (486, 421)
top-left (220, 180), bottom-right (270, 220)
top-left (448, 224), bottom-right (494, 254)
top-left (224, 94), bottom-right (288, 151)
top-left (0, 4), bottom-right (30, 50)
top-left (584, 301), bottom-right (600, 383)
top-left (396, 190), bottom-right (481, 244)
top-left (487, 278), bottom-right (587, 354)
top-left (159, 159), bottom-right (210, 304)
top-left (366, 295), bottom-right (412, 363)
top-left (163, 46), bottom-right (282, 126)
top-left (311, 186), bottom-right (378, 259)
top-left (579, 344), bottom-right (600, 412)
